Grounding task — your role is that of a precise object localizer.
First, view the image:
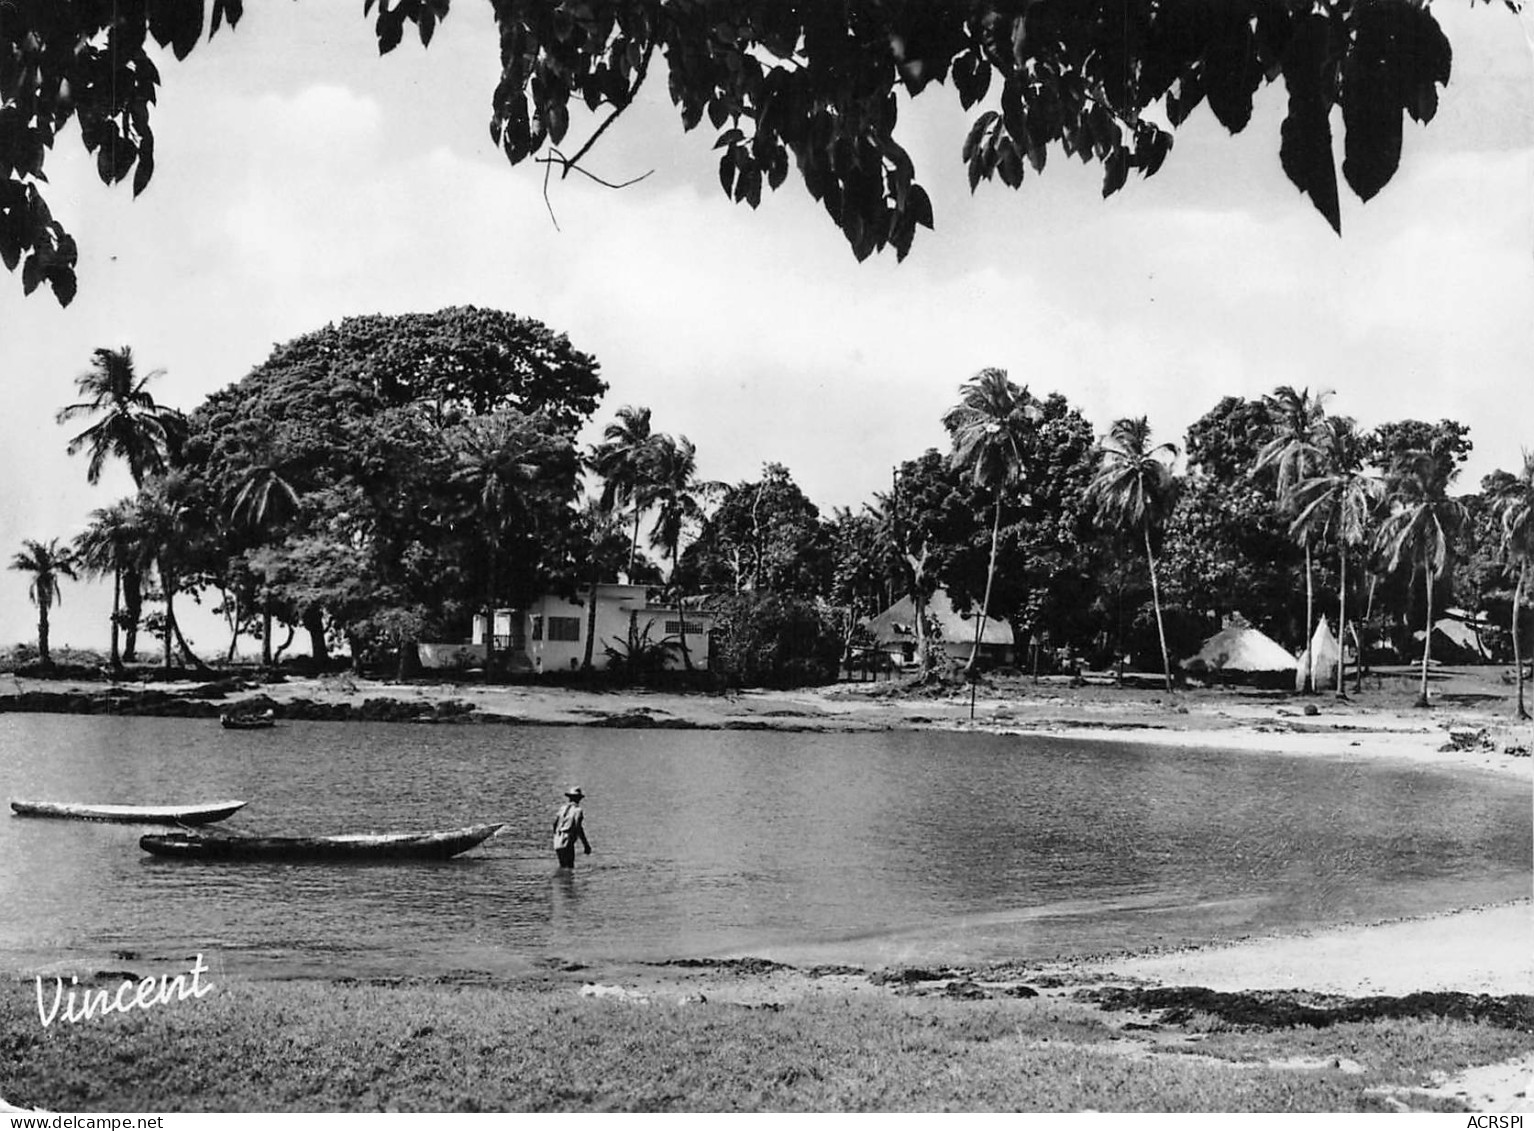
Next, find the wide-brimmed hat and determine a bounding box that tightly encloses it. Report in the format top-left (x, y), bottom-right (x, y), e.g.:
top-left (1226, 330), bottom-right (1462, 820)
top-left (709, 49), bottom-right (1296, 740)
top-left (564, 786), bottom-right (585, 800)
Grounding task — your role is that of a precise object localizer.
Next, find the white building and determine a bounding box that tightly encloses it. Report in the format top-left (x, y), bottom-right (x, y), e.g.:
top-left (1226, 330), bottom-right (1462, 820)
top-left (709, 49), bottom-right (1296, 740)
top-left (421, 584), bottom-right (713, 673)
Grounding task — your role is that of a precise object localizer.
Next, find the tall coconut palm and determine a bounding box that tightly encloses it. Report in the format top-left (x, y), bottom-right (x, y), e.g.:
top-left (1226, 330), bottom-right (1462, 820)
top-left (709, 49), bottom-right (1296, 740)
top-left (72, 500), bottom-right (144, 669)
top-left (56, 347), bottom-right (185, 487)
top-left (228, 462), bottom-right (301, 666)
top-left (449, 412), bottom-right (569, 679)
top-left (1488, 451), bottom-right (1534, 720)
top-left (1087, 417), bottom-right (1179, 693)
top-left (1374, 451), bottom-right (1466, 709)
top-left (590, 406), bottom-right (657, 576)
top-left (1254, 386), bottom-right (1331, 692)
top-left (941, 367), bottom-right (1041, 676)
top-left (576, 499), bottom-right (632, 671)
top-left (646, 434), bottom-right (711, 672)
top-left (1286, 416), bottom-right (1382, 699)
top-left (10, 539), bottom-right (77, 668)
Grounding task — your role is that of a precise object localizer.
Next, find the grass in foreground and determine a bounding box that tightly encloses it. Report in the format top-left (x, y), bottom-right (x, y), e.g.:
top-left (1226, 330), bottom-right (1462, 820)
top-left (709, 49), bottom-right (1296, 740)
top-left (1, 977), bottom-right (1527, 1112)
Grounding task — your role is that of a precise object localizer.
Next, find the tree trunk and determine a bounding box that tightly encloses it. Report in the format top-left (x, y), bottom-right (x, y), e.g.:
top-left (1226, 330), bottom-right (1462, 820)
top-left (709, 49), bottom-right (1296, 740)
top-left (303, 606), bottom-right (329, 664)
top-left (1335, 548), bottom-right (1347, 699)
top-left (913, 588), bottom-right (931, 674)
top-left (1144, 527), bottom-right (1173, 693)
top-left (1302, 537), bottom-right (1315, 693)
top-left (163, 576), bottom-right (175, 671)
top-left (968, 494), bottom-right (1003, 676)
top-left (581, 577), bottom-right (600, 671)
top-left (674, 548), bottom-right (694, 673)
top-left (629, 507), bottom-right (641, 576)
top-left (274, 623), bottom-right (296, 664)
top-left (261, 608), bottom-right (274, 666)
top-left (37, 606), bottom-right (50, 668)
top-left (483, 547), bottom-right (497, 683)
top-left (1514, 562), bottom-right (1529, 721)
top-left (173, 607), bottom-right (208, 672)
top-left (1417, 564), bottom-right (1434, 708)
top-left (224, 590), bottom-right (243, 664)
top-left (108, 565), bottom-right (122, 669)
top-left (122, 566), bottom-right (142, 662)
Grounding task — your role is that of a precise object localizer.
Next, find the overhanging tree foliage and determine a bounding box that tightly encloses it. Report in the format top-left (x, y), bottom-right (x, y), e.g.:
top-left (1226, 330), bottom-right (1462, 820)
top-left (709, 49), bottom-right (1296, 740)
top-left (1, 0), bottom-right (1508, 306)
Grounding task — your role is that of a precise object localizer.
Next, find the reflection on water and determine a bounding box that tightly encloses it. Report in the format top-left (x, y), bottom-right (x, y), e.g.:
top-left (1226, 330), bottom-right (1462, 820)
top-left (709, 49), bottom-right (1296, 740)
top-left (0, 713), bottom-right (1527, 978)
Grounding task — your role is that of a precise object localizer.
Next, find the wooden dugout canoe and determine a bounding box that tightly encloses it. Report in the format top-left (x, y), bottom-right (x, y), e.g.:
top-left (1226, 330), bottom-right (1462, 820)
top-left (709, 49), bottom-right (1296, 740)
top-left (9, 798), bottom-right (249, 825)
top-left (138, 822), bottom-right (504, 862)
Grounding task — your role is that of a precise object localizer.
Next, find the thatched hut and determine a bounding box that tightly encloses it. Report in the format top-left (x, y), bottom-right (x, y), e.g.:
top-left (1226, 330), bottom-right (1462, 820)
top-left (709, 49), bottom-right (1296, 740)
top-left (1182, 616), bottom-right (1296, 688)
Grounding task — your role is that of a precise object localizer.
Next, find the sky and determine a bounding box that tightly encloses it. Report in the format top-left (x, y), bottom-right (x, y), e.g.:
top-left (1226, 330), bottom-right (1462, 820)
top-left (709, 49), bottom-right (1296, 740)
top-left (2, 3), bottom-right (1532, 654)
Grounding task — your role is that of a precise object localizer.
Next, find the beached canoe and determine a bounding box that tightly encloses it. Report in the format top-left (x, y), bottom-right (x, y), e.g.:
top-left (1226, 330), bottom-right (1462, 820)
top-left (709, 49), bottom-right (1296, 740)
top-left (138, 822), bottom-right (504, 862)
top-left (220, 710), bottom-right (275, 730)
top-left (9, 799), bottom-right (248, 825)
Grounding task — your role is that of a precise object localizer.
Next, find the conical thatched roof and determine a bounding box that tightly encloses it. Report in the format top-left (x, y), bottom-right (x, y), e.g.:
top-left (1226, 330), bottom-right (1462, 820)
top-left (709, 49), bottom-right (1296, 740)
top-left (864, 589), bottom-right (1012, 647)
top-left (1184, 620), bottom-right (1296, 675)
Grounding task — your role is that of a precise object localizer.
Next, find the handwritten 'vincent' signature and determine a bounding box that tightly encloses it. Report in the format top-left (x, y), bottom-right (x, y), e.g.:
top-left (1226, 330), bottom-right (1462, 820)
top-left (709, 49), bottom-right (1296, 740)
top-left (36, 954), bottom-right (214, 1028)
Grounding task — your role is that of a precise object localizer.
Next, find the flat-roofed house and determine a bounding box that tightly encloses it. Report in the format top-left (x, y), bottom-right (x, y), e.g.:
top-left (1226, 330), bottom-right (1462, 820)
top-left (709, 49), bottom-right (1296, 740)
top-left (420, 584), bottom-right (713, 672)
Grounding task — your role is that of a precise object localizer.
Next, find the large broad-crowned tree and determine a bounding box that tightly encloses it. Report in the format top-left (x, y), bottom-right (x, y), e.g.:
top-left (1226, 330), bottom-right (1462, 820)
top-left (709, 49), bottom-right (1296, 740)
top-left (0, 0), bottom-right (1499, 307)
top-left (175, 307), bottom-right (600, 663)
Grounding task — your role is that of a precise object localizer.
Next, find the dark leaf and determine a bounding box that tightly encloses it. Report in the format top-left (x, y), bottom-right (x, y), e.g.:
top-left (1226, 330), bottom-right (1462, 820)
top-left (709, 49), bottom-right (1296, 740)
top-left (21, 251), bottom-right (41, 296)
top-left (766, 145), bottom-right (788, 191)
top-left (377, 6), bottom-right (405, 55)
top-left (149, 0), bottom-right (205, 61)
top-left (132, 134), bottom-right (155, 197)
top-left (962, 111), bottom-right (996, 165)
top-left (1279, 14), bottom-right (1341, 234)
top-left (1101, 148), bottom-right (1128, 198)
top-left (718, 151), bottom-right (735, 197)
top-left (998, 138), bottom-right (1023, 188)
top-left (49, 265), bottom-right (77, 307)
top-left (210, 0), bottom-right (243, 36)
top-left (907, 183), bottom-right (933, 230)
top-left (1204, 15), bottom-right (1260, 134)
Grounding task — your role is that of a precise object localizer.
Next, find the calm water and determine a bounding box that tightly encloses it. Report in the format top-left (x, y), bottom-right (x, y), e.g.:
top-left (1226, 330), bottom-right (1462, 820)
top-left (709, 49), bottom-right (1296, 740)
top-left (0, 713), bottom-right (1528, 980)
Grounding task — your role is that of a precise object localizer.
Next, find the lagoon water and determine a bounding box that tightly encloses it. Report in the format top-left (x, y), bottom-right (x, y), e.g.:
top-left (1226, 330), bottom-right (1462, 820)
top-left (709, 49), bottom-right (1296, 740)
top-left (1, 713), bottom-right (1528, 980)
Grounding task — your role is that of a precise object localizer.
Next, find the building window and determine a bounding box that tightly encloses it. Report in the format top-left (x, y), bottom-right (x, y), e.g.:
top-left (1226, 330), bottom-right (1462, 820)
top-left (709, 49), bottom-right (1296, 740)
top-left (547, 616), bottom-right (581, 642)
top-left (664, 621), bottom-right (704, 636)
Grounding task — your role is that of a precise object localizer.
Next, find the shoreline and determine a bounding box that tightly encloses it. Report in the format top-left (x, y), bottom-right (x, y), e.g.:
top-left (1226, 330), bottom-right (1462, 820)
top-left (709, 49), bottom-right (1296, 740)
top-left (5, 667), bottom-right (1531, 784)
top-left (4, 672), bottom-right (1530, 1005)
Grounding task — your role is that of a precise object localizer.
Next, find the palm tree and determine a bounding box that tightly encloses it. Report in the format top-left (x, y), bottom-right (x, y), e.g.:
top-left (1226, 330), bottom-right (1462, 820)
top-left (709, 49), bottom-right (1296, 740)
top-left (56, 347), bottom-right (185, 486)
top-left (576, 499), bottom-right (631, 671)
top-left (941, 367), bottom-right (1041, 676)
top-left (72, 501), bottom-right (142, 669)
top-left (590, 406), bottom-right (657, 576)
top-left (1286, 416), bottom-right (1382, 699)
top-left (1254, 386), bottom-right (1331, 692)
top-left (646, 433), bottom-right (711, 672)
top-left (1087, 417), bottom-right (1179, 693)
top-left (1488, 451), bottom-right (1534, 720)
top-left (136, 478), bottom-right (189, 672)
top-left (228, 462), bottom-right (301, 666)
top-left (1374, 451), bottom-right (1466, 709)
top-left (10, 539), bottom-right (77, 668)
top-left (449, 412), bottom-right (568, 679)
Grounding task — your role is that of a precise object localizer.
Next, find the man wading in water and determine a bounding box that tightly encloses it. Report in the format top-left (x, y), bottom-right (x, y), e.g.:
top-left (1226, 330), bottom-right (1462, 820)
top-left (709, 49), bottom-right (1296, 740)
top-left (552, 786), bottom-right (591, 869)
